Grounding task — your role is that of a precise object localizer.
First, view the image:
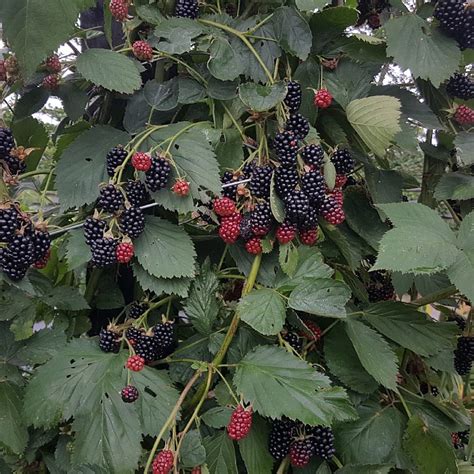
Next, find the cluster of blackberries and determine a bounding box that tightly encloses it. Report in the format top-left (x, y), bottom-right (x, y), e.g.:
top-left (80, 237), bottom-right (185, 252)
top-left (434, 0), bottom-right (473, 50)
top-left (0, 207), bottom-right (51, 281)
top-left (356, 0), bottom-right (391, 28)
top-left (269, 418), bottom-right (336, 467)
top-left (446, 73), bottom-right (474, 100)
top-left (454, 336), bottom-right (474, 375)
top-left (175, 0), bottom-right (199, 18)
top-left (0, 128), bottom-right (26, 177)
top-left (452, 430), bottom-right (470, 449)
top-left (366, 270), bottom-right (395, 302)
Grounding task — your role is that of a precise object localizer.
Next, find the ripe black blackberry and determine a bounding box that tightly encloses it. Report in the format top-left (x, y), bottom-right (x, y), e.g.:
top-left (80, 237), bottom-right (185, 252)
top-left (331, 149), bottom-right (355, 175)
top-left (222, 171), bottom-right (237, 200)
top-left (458, 430), bottom-right (470, 445)
top-left (32, 230), bottom-right (51, 262)
top-left (275, 165), bottom-right (298, 199)
top-left (298, 206), bottom-right (319, 232)
top-left (119, 207), bottom-right (145, 239)
top-left (174, 0), bottom-right (199, 18)
top-left (0, 208), bottom-right (20, 242)
top-left (310, 425), bottom-right (336, 460)
top-left (284, 191), bottom-right (310, 226)
top-left (135, 334), bottom-right (159, 362)
top-left (97, 185), bottom-right (124, 213)
top-left (284, 81), bottom-right (302, 113)
top-left (285, 113), bottom-right (310, 140)
top-left (6, 234), bottom-right (36, 266)
top-left (106, 146), bottom-right (127, 177)
top-left (250, 203), bottom-right (273, 236)
top-left (121, 385), bottom-right (139, 403)
top-left (99, 328), bottom-right (120, 353)
top-left (290, 439), bottom-right (314, 467)
top-left (145, 157), bottom-right (171, 192)
top-left (2, 155), bottom-right (26, 175)
top-left (454, 336), bottom-right (474, 375)
top-left (367, 271), bottom-right (395, 302)
top-left (126, 180), bottom-right (150, 207)
top-left (269, 418), bottom-right (296, 460)
top-left (129, 301), bottom-right (148, 319)
top-left (282, 331), bottom-right (303, 353)
top-left (249, 166), bottom-right (273, 199)
top-left (434, 0), bottom-right (465, 34)
top-left (457, 9), bottom-right (473, 49)
top-left (301, 144), bottom-right (324, 168)
top-left (240, 214), bottom-right (254, 241)
top-left (302, 171), bottom-right (325, 204)
top-left (446, 73), bottom-right (474, 100)
top-left (0, 250), bottom-right (28, 281)
top-left (83, 217), bottom-right (107, 245)
top-left (273, 131), bottom-right (298, 166)
top-left (0, 128), bottom-right (15, 156)
top-left (153, 322), bottom-right (176, 358)
top-left (90, 238), bottom-right (118, 267)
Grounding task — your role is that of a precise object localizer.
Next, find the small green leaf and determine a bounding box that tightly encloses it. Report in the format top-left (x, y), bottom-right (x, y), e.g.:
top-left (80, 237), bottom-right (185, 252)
top-left (144, 79), bottom-right (179, 111)
top-left (180, 430), bottom-right (207, 468)
top-left (65, 230), bottom-right (91, 271)
top-left (279, 244), bottom-right (299, 277)
top-left (296, 0), bottom-right (329, 12)
top-left (238, 82), bottom-right (286, 112)
top-left (203, 432), bottom-right (238, 474)
top-left (270, 175), bottom-right (285, 223)
top-left (154, 18), bottom-right (204, 54)
top-left (76, 49), bottom-right (142, 94)
top-left (208, 37), bottom-right (245, 81)
top-left (455, 132), bottom-right (474, 166)
top-left (133, 264), bottom-right (191, 297)
top-left (434, 172), bottom-right (474, 201)
top-left (201, 406), bottom-right (233, 429)
top-left (40, 286), bottom-right (89, 311)
top-left (239, 288), bottom-right (286, 336)
top-left (0, 383), bottom-right (28, 454)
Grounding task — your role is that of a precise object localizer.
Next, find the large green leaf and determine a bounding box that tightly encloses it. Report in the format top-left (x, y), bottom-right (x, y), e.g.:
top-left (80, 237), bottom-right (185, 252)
top-left (143, 79), bottom-right (179, 111)
top-left (2, 0), bottom-right (96, 77)
top-left (0, 383), bottom-right (28, 454)
top-left (288, 278), bottom-right (351, 318)
top-left (238, 82), bottom-right (286, 112)
top-left (238, 288), bottom-right (286, 336)
top-left (385, 15), bottom-right (460, 87)
top-left (134, 216), bottom-right (196, 279)
top-left (344, 318), bottom-right (399, 391)
top-left (154, 18), bottom-right (204, 54)
top-left (363, 302), bottom-right (457, 357)
top-left (55, 126), bottom-right (129, 211)
top-left (133, 264), bottom-right (191, 298)
top-left (208, 37), bottom-right (245, 81)
top-left (76, 49), bottom-right (142, 94)
top-left (238, 416), bottom-right (273, 474)
top-left (234, 346), bottom-right (356, 425)
top-left (180, 430), bottom-right (206, 468)
top-left (346, 96), bottom-right (401, 157)
top-left (455, 132), bottom-right (474, 166)
top-left (203, 432), bottom-right (238, 474)
top-left (434, 172), bottom-right (474, 201)
top-left (296, 0), bottom-right (329, 11)
top-left (373, 203), bottom-right (459, 275)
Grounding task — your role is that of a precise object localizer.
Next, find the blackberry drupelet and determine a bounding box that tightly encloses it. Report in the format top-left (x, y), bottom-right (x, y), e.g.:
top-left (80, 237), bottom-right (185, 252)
top-left (145, 156), bottom-right (171, 192)
top-left (249, 166), bottom-right (273, 199)
top-left (0, 208), bottom-right (20, 242)
top-left (106, 146), bottom-right (127, 177)
top-left (90, 238), bottom-right (118, 267)
top-left (174, 0), bottom-right (199, 18)
top-left (446, 73), bottom-right (474, 100)
top-left (275, 165), bottom-right (298, 198)
top-left (32, 230), bottom-right (51, 262)
top-left (97, 185), bottom-right (124, 213)
top-left (331, 149), bottom-right (355, 175)
top-left (0, 128), bottom-right (15, 156)
top-left (284, 81), bottom-right (302, 113)
top-left (285, 113), bottom-right (310, 140)
top-left (119, 207), bottom-right (145, 239)
top-left (83, 217), bottom-right (107, 245)
top-left (129, 301), bottom-right (148, 319)
top-left (99, 328), bottom-right (120, 353)
top-left (273, 131), bottom-right (298, 165)
top-left (126, 180), bottom-right (150, 207)
top-left (2, 155), bottom-right (26, 175)
top-left (284, 191), bottom-right (310, 226)
top-left (302, 171), bottom-right (325, 204)
top-left (153, 322), bottom-right (176, 359)
top-left (301, 144), bottom-right (324, 168)
top-left (269, 419), bottom-right (296, 460)
top-left (310, 425), bottom-right (336, 460)
top-left (282, 331), bottom-right (303, 353)
top-left (250, 203), bottom-right (273, 236)
top-left (240, 213), bottom-right (254, 241)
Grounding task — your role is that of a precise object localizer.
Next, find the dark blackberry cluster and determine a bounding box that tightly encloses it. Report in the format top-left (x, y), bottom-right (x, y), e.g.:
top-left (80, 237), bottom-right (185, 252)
top-left (222, 171), bottom-right (238, 200)
top-left (250, 203), bottom-right (273, 236)
top-left (434, 0), bottom-right (473, 49)
top-left (282, 331), bottom-right (303, 353)
top-left (106, 146), bottom-right (127, 177)
top-left (454, 336), bottom-right (474, 375)
top-left (366, 270), bottom-right (395, 302)
top-left (174, 0), bottom-right (199, 18)
top-left (269, 419), bottom-right (295, 460)
top-left (129, 301), bottom-right (148, 319)
top-left (0, 128), bottom-right (25, 176)
top-left (285, 113), bottom-right (310, 140)
top-left (0, 208), bottom-right (20, 242)
top-left (0, 128), bottom-right (15, 156)
top-left (284, 81), bottom-right (302, 113)
top-left (249, 166), bottom-right (273, 198)
top-left (125, 180), bottom-right (150, 207)
top-left (446, 73), bottom-right (474, 100)
top-left (99, 328), bottom-right (120, 353)
top-left (239, 214), bottom-right (254, 241)
top-left (2, 154), bottom-right (26, 175)
top-left (275, 165), bottom-right (298, 199)
top-left (331, 149), bottom-right (355, 175)
top-left (119, 207), bottom-right (145, 239)
top-left (298, 206), bottom-right (318, 232)
top-left (83, 217), bottom-right (107, 245)
top-left (153, 322), bottom-right (176, 359)
top-left (302, 144), bottom-right (324, 167)
top-left (284, 191), bottom-right (310, 226)
top-left (145, 156), bottom-right (171, 193)
top-left (273, 131), bottom-right (298, 166)
top-left (97, 185), bottom-right (125, 213)
top-left (302, 171), bottom-right (325, 204)
top-left (32, 231), bottom-right (51, 262)
top-left (90, 237), bottom-right (118, 267)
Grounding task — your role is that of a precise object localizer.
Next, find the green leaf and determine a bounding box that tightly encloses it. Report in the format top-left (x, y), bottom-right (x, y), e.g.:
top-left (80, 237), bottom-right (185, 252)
top-left (336, 465), bottom-right (392, 474)
top-left (325, 325), bottom-right (378, 394)
top-left (296, 0), bottom-right (328, 12)
top-left (144, 78), bottom-right (179, 111)
top-left (364, 167), bottom-right (404, 204)
top-left (373, 203), bottom-right (459, 274)
top-left (335, 404), bottom-right (406, 466)
top-left (57, 83), bottom-right (89, 121)
top-left (455, 132), bottom-right (474, 166)
top-left (294, 58), bottom-right (319, 122)
top-left (288, 278), bottom-right (351, 318)
top-left (133, 263), bottom-right (192, 298)
top-left (14, 87), bottom-right (50, 119)
top-left (2, 0), bottom-right (96, 77)
top-left (178, 77), bottom-right (206, 104)
top-left (135, 1), bottom-right (164, 24)
top-left (272, 7), bottom-right (312, 60)
top-left (184, 260), bottom-right (220, 334)
top-left (55, 126), bottom-right (129, 211)
top-left (76, 49), bottom-right (142, 94)
top-left (434, 172), bottom-right (474, 201)
top-left (385, 15), bottom-right (461, 87)
top-left (346, 96), bottom-right (401, 157)
top-left (216, 129), bottom-right (244, 171)
top-left (403, 415), bottom-right (457, 474)
top-left (15, 326), bottom-right (66, 365)
top-left (65, 229), bottom-right (91, 271)
top-left (134, 216), bottom-right (195, 279)
top-left (201, 406), bottom-right (233, 429)
top-left (238, 416), bottom-right (274, 474)
top-left (0, 383), bottom-right (28, 454)
top-left (180, 430), bottom-right (206, 468)
top-left (234, 345), bottom-right (356, 425)
top-left (208, 37), bottom-right (245, 81)
top-left (363, 302), bottom-right (457, 356)
top-left (238, 82), bottom-right (286, 112)
top-left (203, 432), bottom-right (238, 474)
top-left (270, 175), bottom-right (286, 223)
top-left (238, 288), bottom-right (286, 336)
top-left (279, 244), bottom-right (299, 277)
top-left (344, 318), bottom-right (399, 391)
top-left (154, 18), bottom-right (204, 54)
top-left (40, 286), bottom-right (89, 311)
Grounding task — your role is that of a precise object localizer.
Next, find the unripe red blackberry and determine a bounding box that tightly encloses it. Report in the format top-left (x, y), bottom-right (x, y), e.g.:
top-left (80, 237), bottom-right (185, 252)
top-left (331, 148), bottom-right (355, 175)
top-left (284, 81), bottom-right (302, 113)
top-left (97, 184), bottom-right (125, 213)
top-left (42, 74), bottom-right (60, 91)
top-left (219, 213), bottom-right (241, 243)
top-left (301, 144), bottom-right (324, 168)
top-left (334, 174), bottom-right (348, 188)
top-left (302, 170), bottom-right (325, 204)
top-left (119, 207), bottom-right (145, 239)
top-left (0, 208), bottom-right (20, 243)
top-left (273, 131), bottom-right (298, 166)
top-left (250, 203), bottom-right (273, 236)
top-left (227, 405), bottom-right (253, 440)
top-left (314, 89), bottom-right (332, 108)
top-left (90, 237), bottom-right (118, 267)
top-left (276, 222), bottom-right (296, 244)
top-left (284, 191), bottom-right (310, 226)
top-left (152, 449), bottom-right (174, 474)
top-left (153, 321), bottom-right (176, 359)
top-left (245, 237), bottom-right (262, 254)
top-left (128, 301), bottom-right (148, 319)
top-left (250, 166), bottom-right (273, 199)
top-left (109, 0), bottom-right (129, 21)
top-left (126, 180), bottom-right (150, 206)
top-left (320, 196), bottom-right (345, 225)
top-left (213, 197), bottom-right (237, 217)
top-left (454, 105), bottom-right (474, 125)
top-left (116, 241), bottom-right (134, 263)
top-left (45, 54), bottom-right (61, 73)
top-left (121, 385), bottom-right (139, 403)
top-left (99, 328), bottom-right (120, 353)
top-left (0, 128), bottom-right (15, 156)
top-left (106, 146), bottom-right (127, 177)
top-left (290, 439), bottom-right (314, 467)
top-left (275, 165), bottom-right (298, 199)
top-left (299, 320), bottom-right (322, 340)
top-left (84, 217), bottom-right (107, 245)
top-left (145, 157), bottom-right (171, 192)
top-left (328, 189), bottom-right (343, 207)
top-left (131, 152), bottom-right (152, 172)
top-left (446, 73), bottom-right (474, 100)
top-left (451, 432), bottom-right (463, 449)
top-left (126, 355), bottom-right (145, 371)
top-left (191, 468), bottom-right (201, 474)
top-left (172, 179), bottom-right (190, 196)
top-left (174, 0), bottom-right (199, 18)
top-left (299, 228), bottom-right (318, 246)
top-left (285, 113), bottom-right (310, 140)
top-left (132, 41), bottom-right (153, 61)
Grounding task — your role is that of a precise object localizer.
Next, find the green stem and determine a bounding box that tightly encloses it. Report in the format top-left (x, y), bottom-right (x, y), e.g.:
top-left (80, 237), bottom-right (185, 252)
top-left (398, 390), bottom-right (412, 418)
top-left (217, 245), bottom-right (228, 272)
top-left (411, 285), bottom-right (457, 306)
top-left (276, 457), bottom-right (290, 474)
top-left (221, 103), bottom-right (246, 141)
top-left (244, 13), bottom-right (274, 35)
top-left (332, 456), bottom-right (344, 469)
top-left (17, 169), bottom-right (53, 181)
